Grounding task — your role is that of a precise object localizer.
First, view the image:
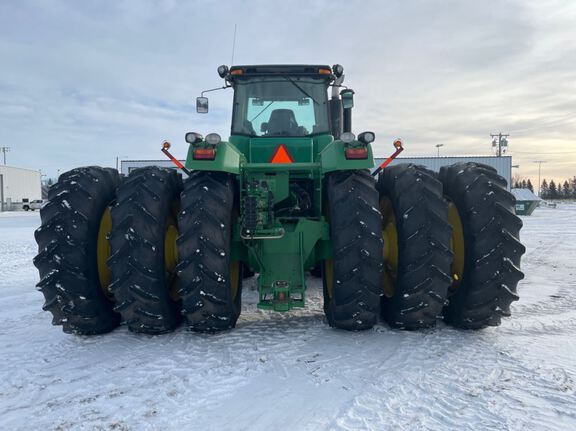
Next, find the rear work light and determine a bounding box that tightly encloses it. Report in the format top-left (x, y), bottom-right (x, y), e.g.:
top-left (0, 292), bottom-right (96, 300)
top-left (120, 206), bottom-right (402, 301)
top-left (193, 148), bottom-right (216, 160)
top-left (345, 147), bottom-right (368, 160)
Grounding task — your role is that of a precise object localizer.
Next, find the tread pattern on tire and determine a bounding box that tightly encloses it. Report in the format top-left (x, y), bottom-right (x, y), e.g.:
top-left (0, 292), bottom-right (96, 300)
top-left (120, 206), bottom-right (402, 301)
top-left (377, 164), bottom-right (453, 329)
top-left (34, 166), bottom-right (120, 335)
top-left (177, 171), bottom-right (242, 333)
top-left (108, 166), bottom-right (182, 334)
top-left (439, 162), bottom-right (525, 329)
top-left (323, 170), bottom-right (383, 331)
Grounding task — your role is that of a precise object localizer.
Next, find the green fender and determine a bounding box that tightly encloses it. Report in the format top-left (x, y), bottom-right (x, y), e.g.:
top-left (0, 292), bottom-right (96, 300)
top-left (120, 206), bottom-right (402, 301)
top-left (319, 140), bottom-right (375, 174)
top-left (185, 141), bottom-right (245, 175)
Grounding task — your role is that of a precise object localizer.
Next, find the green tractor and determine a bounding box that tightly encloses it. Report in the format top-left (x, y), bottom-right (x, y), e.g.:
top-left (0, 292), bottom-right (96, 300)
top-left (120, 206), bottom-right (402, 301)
top-left (34, 64), bottom-right (525, 335)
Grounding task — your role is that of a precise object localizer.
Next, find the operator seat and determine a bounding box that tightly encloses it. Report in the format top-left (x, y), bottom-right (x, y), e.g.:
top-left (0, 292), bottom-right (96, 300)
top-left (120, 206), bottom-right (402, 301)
top-left (266, 109), bottom-right (300, 136)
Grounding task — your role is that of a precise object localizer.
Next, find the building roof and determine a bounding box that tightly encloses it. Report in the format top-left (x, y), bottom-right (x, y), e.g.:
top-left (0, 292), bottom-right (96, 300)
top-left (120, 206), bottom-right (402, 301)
top-left (0, 165), bottom-right (41, 174)
top-left (374, 155), bottom-right (511, 160)
top-left (511, 188), bottom-right (541, 201)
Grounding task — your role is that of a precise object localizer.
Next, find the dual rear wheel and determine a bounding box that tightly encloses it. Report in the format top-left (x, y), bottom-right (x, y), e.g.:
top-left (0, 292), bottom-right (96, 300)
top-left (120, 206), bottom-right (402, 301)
top-left (323, 163), bottom-right (524, 331)
top-left (35, 167), bottom-right (241, 335)
top-left (35, 163), bottom-right (524, 335)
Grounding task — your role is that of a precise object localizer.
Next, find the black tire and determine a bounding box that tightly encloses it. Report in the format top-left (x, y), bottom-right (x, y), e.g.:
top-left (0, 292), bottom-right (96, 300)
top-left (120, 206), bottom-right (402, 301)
top-left (23, 205), bottom-right (30, 211)
top-left (310, 264), bottom-right (322, 278)
top-left (177, 172), bottom-right (242, 333)
top-left (108, 167), bottom-right (182, 334)
top-left (439, 163), bottom-right (525, 329)
top-left (242, 263), bottom-right (255, 279)
top-left (322, 170), bottom-right (382, 331)
top-left (376, 164), bottom-right (453, 329)
top-left (34, 167), bottom-right (120, 335)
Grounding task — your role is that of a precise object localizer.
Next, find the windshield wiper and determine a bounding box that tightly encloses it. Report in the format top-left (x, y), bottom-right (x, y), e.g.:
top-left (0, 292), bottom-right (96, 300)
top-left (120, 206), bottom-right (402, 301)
top-left (283, 76), bottom-right (320, 105)
top-left (250, 101), bottom-right (275, 122)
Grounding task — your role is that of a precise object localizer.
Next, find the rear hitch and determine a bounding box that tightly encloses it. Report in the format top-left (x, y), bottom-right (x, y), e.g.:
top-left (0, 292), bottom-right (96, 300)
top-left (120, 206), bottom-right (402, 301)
top-left (258, 280), bottom-right (304, 312)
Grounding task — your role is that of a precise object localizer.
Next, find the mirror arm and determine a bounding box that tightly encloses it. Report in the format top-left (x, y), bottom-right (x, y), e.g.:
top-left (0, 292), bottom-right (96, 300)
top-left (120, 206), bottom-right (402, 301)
top-left (200, 84), bottom-right (232, 97)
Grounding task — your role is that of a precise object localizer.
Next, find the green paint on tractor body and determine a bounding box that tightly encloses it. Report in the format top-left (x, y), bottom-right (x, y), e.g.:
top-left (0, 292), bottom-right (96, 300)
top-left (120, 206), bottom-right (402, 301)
top-left (185, 65), bottom-right (375, 311)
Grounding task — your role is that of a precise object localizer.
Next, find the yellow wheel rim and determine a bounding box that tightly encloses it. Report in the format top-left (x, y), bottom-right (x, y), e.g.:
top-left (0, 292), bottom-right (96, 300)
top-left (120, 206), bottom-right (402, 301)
top-left (164, 216), bottom-right (180, 301)
top-left (380, 197), bottom-right (398, 297)
top-left (229, 208), bottom-right (241, 301)
top-left (97, 207), bottom-right (113, 297)
top-left (164, 223), bottom-right (179, 276)
top-left (448, 201), bottom-right (465, 289)
top-left (230, 260), bottom-right (240, 300)
top-left (324, 259), bottom-right (334, 298)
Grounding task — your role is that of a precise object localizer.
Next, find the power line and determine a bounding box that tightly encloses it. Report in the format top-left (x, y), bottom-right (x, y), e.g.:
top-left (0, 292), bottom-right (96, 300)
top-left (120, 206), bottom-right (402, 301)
top-left (0, 147), bottom-right (10, 165)
top-left (509, 113), bottom-right (576, 134)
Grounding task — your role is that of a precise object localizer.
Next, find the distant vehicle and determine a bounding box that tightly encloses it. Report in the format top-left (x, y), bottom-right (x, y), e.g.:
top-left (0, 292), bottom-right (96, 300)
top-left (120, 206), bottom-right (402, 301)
top-left (22, 200), bottom-right (45, 211)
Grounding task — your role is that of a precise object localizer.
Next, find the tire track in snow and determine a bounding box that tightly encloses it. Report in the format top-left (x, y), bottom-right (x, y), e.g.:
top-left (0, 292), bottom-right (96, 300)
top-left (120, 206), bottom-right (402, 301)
top-left (2, 209), bottom-right (576, 430)
top-left (0, 279), bottom-right (331, 429)
top-left (329, 209), bottom-right (576, 431)
top-left (330, 328), bottom-right (576, 431)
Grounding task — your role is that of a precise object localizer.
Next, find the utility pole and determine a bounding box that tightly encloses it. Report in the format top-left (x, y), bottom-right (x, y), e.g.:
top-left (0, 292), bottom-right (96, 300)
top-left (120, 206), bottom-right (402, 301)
top-left (0, 146), bottom-right (10, 165)
top-left (0, 174), bottom-right (4, 212)
top-left (116, 155), bottom-right (128, 172)
top-left (490, 133), bottom-right (509, 157)
top-left (534, 160), bottom-right (547, 197)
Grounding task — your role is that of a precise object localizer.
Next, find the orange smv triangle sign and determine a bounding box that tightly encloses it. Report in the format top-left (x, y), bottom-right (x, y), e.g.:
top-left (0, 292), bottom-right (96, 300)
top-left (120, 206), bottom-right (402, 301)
top-left (270, 144), bottom-right (294, 164)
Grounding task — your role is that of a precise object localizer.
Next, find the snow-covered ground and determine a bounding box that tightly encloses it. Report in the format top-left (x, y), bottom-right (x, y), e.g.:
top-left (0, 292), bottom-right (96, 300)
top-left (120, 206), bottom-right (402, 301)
top-left (0, 206), bottom-right (575, 431)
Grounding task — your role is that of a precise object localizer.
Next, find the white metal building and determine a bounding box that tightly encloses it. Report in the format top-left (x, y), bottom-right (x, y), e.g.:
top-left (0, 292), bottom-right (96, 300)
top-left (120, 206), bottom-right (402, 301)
top-left (0, 165), bottom-right (42, 211)
top-left (122, 155), bottom-right (513, 190)
top-left (121, 160), bottom-right (185, 176)
top-left (374, 156), bottom-right (513, 190)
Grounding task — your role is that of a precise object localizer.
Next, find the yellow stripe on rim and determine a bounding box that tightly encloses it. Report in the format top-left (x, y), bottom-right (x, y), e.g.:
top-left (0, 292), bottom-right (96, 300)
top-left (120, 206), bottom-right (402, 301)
top-left (164, 223), bottom-right (179, 276)
top-left (380, 197), bottom-right (398, 297)
top-left (97, 207), bottom-right (113, 297)
top-left (324, 259), bottom-right (334, 298)
top-left (229, 208), bottom-right (241, 300)
top-left (448, 201), bottom-right (465, 289)
top-left (230, 260), bottom-right (240, 300)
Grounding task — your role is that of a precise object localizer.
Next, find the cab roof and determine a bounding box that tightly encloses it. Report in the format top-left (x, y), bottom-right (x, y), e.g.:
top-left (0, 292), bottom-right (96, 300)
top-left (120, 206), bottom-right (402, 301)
top-left (227, 65), bottom-right (334, 81)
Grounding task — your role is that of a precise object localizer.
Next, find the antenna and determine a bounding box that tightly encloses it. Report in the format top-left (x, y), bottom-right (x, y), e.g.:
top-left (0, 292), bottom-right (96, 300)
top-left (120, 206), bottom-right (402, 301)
top-left (231, 24), bottom-right (237, 65)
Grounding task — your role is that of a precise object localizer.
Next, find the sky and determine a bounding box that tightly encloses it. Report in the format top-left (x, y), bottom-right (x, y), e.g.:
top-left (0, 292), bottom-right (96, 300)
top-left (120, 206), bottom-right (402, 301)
top-left (1, 0), bottom-right (575, 184)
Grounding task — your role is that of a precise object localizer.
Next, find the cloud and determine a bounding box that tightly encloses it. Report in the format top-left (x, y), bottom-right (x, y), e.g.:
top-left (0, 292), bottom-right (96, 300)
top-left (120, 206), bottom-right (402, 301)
top-left (0, 0), bottom-right (574, 183)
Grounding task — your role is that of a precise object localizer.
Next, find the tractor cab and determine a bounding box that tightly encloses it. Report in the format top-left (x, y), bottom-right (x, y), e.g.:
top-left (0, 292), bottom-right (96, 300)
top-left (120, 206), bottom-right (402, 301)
top-left (196, 65), bottom-right (351, 163)
top-left (227, 66), bottom-right (332, 139)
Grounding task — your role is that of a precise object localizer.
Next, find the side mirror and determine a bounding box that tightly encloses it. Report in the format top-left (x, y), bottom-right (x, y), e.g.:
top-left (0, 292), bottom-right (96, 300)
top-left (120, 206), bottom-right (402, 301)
top-left (340, 89), bottom-right (355, 109)
top-left (196, 97), bottom-right (209, 113)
